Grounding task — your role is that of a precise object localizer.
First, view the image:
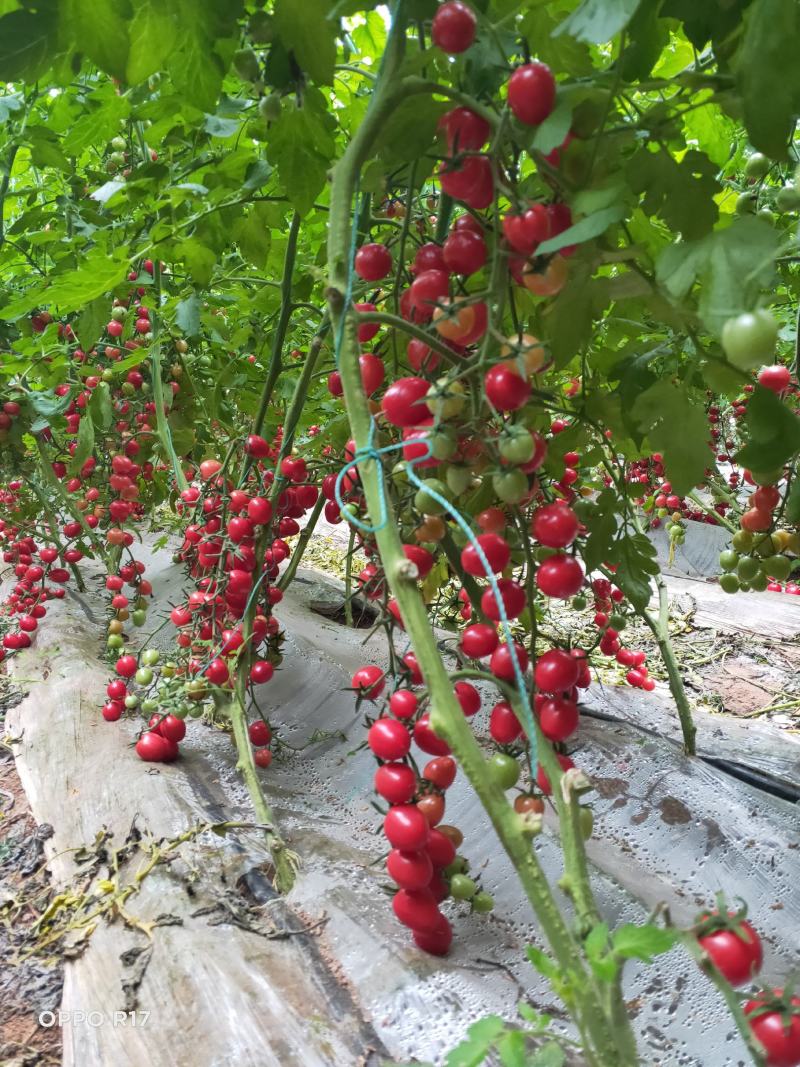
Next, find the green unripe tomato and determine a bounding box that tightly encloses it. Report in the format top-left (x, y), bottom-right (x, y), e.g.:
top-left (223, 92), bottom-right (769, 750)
top-left (732, 530), bottom-right (754, 552)
top-left (656, 507), bottom-right (669, 518)
top-left (444, 856), bottom-right (469, 877)
top-left (162, 663), bottom-right (177, 678)
top-left (735, 191), bottom-right (757, 214)
top-left (121, 381), bottom-right (135, 397)
top-left (765, 554), bottom-right (792, 581)
top-left (721, 309), bottom-right (778, 370)
top-left (749, 468), bottom-right (782, 487)
top-left (141, 648), bottom-right (160, 667)
top-left (445, 465), bottom-right (472, 496)
top-left (497, 426), bottom-right (535, 464)
top-left (111, 306), bottom-right (126, 322)
top-left (132, 609), bottom-right (147, 627)
top-left (757, 208), bottom-right (775, 223)
top-left (753, 534), bottom-right (777, 557)
top-left (775, 184), bottom-right (800, 212)
top-left (135, 667), bottom-right (154, 687)
top-left (124, 694), bottom-right (139, 709)
top-left (719, 549), bottom-right (739, 571)
top-left (488, 752), bottom-right (520, 790)
top-left (425, 378), bottom-right (466, 420)
top-left (739, 580), bottom-right (752, 592)
top-left (449, 874), bottom-right (477, 901)
top-left (107, 634), bottom-right (124, 649)
top-left (171, 705), bottom-right (189, 720)
top-left (414, 478), bottom-right (452, 515)
top-left (744, 152), bottom-right (770, 179)
top-left (188, 704), bottom-right (204, 718)
top-left (472, 891), bottom-right (495, 913)
top-left (430, 429), bottom-right (458, 461)
top-left (141, 698), bottom-right (159, 714)
top-left (102, 368), bottom-right (114, 382)
top-left (749, 571), bottom-right (768, 592)
top-left (736, 556), bottom-right (760, 581)
top-left (571, 595), bottom-right (588, 611)
top-left (233, 47), bottom-right (261, 82)
top-left (669, 523), bottom-right (682, 540)
top-left (258, 93), bottom-right (282, 123)
top-left (608, 613), bottom-right (627, 630)
top-left (719, 573), bottom-right (740, 594)
top-left (492, 469), bottom-right (528, 505)
top-left (249, 10), bottom-right (274, 42)
top-left (391, 461), bottom-right (409, 484)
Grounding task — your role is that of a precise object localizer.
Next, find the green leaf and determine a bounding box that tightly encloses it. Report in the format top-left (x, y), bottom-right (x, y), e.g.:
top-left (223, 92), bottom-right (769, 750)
top-left (178, 239), bottom-right (216, 287)
top-left (631, 381), bottom-right (712, 495)
top-left (75, 297), bottom-right (108, 354)
top-left (530, 1044), bottom-right (566, 1067)
top-left (445, 1016), bottom-right (507, 1067)
top-left (611, 533), bottom-right (660, 610)
top-left (175, 294), bottom-right (201, 338)
top-left (88, 381), bottom-right (113, 431)
top-left (698, 217), bottom-right (780, 335)
top-left (0, 249), bottom-right (130, 320)
top-left (67, 92), bottom-right (130, 156)
top-left (0, 8), bottom-right (55, 81)
top-left (537, 205), bottom-right (624, 255)
top-left (203, 114), bottom-right (240, 138)
top-left (785, 470), bottom-right (800, 524)
top-left (26, 389), bottom-right (72, 421)
top-left (273, 0), bottom-right (337, 85)
top-left (266, 95), bottom-right (335, 216)
top-left (234, 203), bottom-right (274, 268)
top-left (126, 0), bottom-right (179, 84)
top-left (61, 0), bottom-right (130, 81)
top-left (612, 923), bottom-right (678, 962)
top-left (498, 1030), bottom-right (527, 1067)
top-left (584, 922), bottom-right (610, 958)
top-left (377, 95), bottom-right (450, 166)
top-left (627, 147), bottom-right (719, 240)
top-left (168, 2), bottom-right (226, 112)
top-left (531, 96), bottom-right (573, 154)
top-left (736, 386), bottom-right (800, 471)
top-left (69, 413), bottom-right (95, 475)
top-left (555, 0), bottom-right (642, 44)
top-left (735, 0), bottom-right (800, 160)
top-left (525, 944), bottom-right (560, 981)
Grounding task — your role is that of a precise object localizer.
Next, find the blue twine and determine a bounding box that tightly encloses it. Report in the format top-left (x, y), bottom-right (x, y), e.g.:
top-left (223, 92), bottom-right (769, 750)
top-left (334, 419), bottom-right (537, 759)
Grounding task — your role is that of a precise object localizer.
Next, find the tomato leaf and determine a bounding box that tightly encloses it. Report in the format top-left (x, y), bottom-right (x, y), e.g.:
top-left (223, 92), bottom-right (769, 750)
top-left (266, 95), bottom-right (336, 217)
top-left (75, 296), bottom-right (108, 354)
top-left (0, 8), bottom-right (56, 81)
top-left (785, 470), bottom-right (800, 524)
top-left (537, 206), bottom-right (625, 255)
top-left (69, 413), bottom-right (95, 475)
top-left (175, 294), bottom-right (201, 338)
top-left (611, 533), bottom-right (660, 611)
top-left (61, 0), bottom-right (130, 81)
top-left (445, 1016), bottom-right (507, 1067)
top-left (735, 386), bottom-right (800, 471)
top-left (554, 0), bottom-right (643, 44)
top-left (88, 381), bottom-right (113, 431)
top-left (126, 0), bottom-right (179, 85)
top-left (734, 0), bottom-right (800, 160)
top-left (273, 0), bottom-right (337, 86)
top-left (612, 923), bottom-right (678, 961)
top-left (631, 381), bottom-right (712, 495)
top-left (529, 1044), bottom-right (566, 1067)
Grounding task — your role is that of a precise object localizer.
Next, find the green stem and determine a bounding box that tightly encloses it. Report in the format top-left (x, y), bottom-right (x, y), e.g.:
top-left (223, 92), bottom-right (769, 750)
top-left (356, 310), bottom-right (460, 365)
top-left (642, 575), bottom-right (697, 755)
top-left (344, 526), bottom-right (355, 627)
top-left (222, 690), bottom-right (296, 892)
top-left (278, 492), bottom-right (325, 591)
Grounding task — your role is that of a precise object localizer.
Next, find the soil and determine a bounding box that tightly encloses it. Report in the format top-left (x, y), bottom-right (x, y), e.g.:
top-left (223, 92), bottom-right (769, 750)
top-left (0, 673), bottom-right (62, 1067)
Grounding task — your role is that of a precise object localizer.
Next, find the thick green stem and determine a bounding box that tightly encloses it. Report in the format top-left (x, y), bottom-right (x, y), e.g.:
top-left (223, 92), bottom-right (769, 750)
top-left (223, 690), bottom-right (296, 892)
top-left (642, 576), bottom-right (697, 755)
top-left (249, 211), bottom-right (302, 446)
top-left (278, 492), bottom-right (325, 591)
top-left (344, 526), bottom-right (355, 627)
top-left (326, 7), bottom-right (636, 1062)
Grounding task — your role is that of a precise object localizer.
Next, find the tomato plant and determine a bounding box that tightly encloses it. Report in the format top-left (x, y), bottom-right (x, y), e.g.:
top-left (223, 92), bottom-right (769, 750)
top-left (0, 0), bottom-right (799, 1063)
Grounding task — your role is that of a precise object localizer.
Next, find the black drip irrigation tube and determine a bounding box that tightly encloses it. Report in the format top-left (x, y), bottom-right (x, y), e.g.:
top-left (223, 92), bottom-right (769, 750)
top-left (579, 705), bottom-right (800, 805)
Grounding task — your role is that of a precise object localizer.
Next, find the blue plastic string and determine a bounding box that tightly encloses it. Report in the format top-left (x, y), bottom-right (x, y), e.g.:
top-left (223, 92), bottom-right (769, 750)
top-left (334, 420), bottom-right (538, 761)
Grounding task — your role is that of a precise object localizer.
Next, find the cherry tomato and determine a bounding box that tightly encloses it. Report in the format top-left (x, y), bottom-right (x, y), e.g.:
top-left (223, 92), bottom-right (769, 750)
top-left (384, 804), bottom-right (431, 850)
top-left (431, 1), bottom-right (476, 54)
top-left (368, 717), bottom-right (411, 760)
top-left (698, 919), bottom-right (763, 987)
top-left (354, 242), bottom-right (392, 281)
top-left (507, 62), bottom-right (556, 126)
